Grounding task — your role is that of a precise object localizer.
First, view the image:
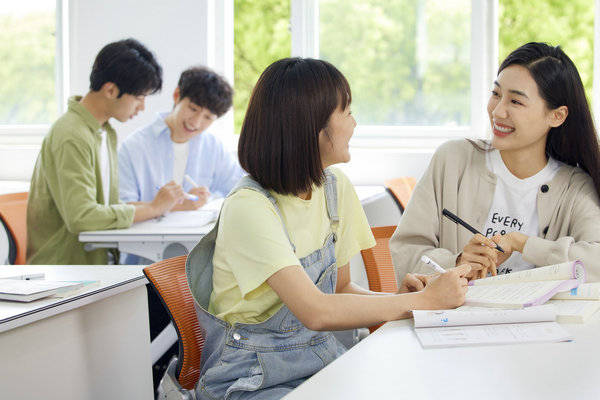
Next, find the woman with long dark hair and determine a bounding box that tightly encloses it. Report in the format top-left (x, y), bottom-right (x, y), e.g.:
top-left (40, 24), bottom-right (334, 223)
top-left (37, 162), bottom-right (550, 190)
top-left (391, 42), bottom-right (600, 281)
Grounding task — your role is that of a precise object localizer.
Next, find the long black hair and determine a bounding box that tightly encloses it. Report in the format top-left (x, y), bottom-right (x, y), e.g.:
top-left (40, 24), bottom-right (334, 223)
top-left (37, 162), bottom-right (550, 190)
top-left (499, 42), bottom-right (600, 197)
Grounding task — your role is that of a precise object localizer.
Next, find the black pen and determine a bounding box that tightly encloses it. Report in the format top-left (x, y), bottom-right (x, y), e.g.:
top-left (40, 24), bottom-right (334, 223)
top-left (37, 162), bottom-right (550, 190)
top-left (442, 209), bottom-right (505, 253)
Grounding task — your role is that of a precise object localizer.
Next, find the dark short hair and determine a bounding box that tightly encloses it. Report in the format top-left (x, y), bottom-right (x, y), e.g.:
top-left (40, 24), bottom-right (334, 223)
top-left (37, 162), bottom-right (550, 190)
top-left (177, 66), bottom-right (233, 117)
top-left (89, 38), bottom-right (162, 98)
top-left (499, 42), bottom-right (600, 197)
top-left (238, 57), bottom-right (351, 196)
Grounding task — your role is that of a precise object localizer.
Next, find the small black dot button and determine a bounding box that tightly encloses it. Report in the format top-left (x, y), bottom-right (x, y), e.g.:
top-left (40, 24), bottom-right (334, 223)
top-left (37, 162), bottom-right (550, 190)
top-left (541, 184), bottom-right (549, 193)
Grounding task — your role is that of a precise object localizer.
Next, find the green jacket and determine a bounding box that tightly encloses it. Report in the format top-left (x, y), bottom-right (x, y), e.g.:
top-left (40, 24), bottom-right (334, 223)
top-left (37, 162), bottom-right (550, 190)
top-left (27, 96), bottom-right (135, 265)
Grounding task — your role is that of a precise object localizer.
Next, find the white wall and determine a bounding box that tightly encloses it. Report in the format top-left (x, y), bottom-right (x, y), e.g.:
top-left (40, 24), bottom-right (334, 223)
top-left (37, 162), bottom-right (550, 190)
top-left (68, 0), bottom-right (215, 139)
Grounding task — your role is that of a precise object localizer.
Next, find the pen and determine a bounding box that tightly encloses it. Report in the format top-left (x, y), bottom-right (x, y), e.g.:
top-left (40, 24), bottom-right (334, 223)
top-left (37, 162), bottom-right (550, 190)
top-left (0, 273), bottom-right (45, 280)
top-left (421, 255), bottom-right (447, 274)
top-left (155, 185), bottom-right (199, 201)
top-left (442, 209), bottom-right (505, 253)
top-left (184, 174), bottom-right (199, 188)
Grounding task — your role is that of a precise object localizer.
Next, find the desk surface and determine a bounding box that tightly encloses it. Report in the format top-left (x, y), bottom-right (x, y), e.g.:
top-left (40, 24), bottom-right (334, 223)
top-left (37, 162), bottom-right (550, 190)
top-left (284, 317), bottom-right (600, 400)
top-left (78, 186), bottom-right (388, 262)
top-left (0, 264), bottom-right (147, 333)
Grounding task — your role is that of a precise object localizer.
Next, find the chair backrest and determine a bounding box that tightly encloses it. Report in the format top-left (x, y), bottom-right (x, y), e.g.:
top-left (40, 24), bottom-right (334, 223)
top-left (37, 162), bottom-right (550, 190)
top-left (383, 176), bottom-right (416, 212)
top-left (143, 255), bottom-right (204, 390)
top-left (0, 192), bottom-right (28, 265)
top-left (360, 225), bottom-right (399, 333)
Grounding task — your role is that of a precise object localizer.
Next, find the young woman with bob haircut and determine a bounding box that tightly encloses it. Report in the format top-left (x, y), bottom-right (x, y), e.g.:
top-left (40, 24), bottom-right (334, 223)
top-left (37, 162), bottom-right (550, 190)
top-left (186, 57), bottom-right (470, 399)
top-left (391, 42), bottom-right (600, 282)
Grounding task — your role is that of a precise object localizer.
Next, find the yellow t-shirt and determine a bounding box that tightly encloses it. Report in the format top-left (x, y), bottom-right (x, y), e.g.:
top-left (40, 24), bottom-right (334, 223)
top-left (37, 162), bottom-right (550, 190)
top-left (209, 168), bottom-right (376, 325)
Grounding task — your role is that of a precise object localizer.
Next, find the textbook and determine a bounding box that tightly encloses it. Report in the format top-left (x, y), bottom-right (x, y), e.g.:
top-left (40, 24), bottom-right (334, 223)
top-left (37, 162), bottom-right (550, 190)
top-left (0, 279), bottom-right (84, 302)
top-left (412, 304), bottom-right (573, 348)
top-left (464, 260), bottom-right (585, 309)
top-left (413, 304), bottom-right (557, 328)
top-left (551, 282), bottom-right (600, 300)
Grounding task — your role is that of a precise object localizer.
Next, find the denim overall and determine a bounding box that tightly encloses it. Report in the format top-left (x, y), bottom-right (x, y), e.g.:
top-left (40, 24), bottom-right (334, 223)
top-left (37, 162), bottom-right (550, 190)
top-left (186, 170), bottom-right (346, 399)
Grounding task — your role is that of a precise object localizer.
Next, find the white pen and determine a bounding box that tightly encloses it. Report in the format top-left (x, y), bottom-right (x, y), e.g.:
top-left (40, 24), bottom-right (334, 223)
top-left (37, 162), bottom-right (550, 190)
top-left (420, 255), bottom-right (447, 274)
top-left (0, 273), bottom-right (45, 280)
top-left (184, 174), bottom-right (214, 203)
top-left (184, 174), bottom-right (199, 188)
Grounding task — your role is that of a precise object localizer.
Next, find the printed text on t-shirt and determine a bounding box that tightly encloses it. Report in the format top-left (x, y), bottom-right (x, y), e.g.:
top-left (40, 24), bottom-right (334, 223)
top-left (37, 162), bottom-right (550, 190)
top-left (485, 213), bottom-right (524, 237)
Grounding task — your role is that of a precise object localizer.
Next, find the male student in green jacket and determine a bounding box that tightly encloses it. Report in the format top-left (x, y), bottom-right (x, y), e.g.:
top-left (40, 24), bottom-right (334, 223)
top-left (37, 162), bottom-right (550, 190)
top-left (27, 38), bottom-right (186, 265)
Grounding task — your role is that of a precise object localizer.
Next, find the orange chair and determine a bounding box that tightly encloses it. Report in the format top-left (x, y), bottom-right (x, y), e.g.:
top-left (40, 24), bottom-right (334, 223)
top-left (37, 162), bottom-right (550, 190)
top-left (360, 225), bottom-right (399, 333)
top-left (383, 176), bottom-right (416, 212)
top-left (0, 192), bottom-right (28, 265)
top-left (143, 255), bottom-right (204, 397)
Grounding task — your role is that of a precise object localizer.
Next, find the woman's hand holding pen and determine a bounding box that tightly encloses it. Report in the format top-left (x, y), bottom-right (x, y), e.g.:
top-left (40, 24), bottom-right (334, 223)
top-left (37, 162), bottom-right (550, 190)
top-left (458, 232), bottom-right (529, 280)
top-left (420, 264), bottom-right (471, 309)
top-left (457, 233), bottom-right (499, 279)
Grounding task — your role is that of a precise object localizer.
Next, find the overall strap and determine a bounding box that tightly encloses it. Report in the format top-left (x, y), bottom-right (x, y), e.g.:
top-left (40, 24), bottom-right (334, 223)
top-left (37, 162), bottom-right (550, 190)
top-left (323, 169), bottom-right (339, 241)
top-left (229, 176), bottom-right (296, 253)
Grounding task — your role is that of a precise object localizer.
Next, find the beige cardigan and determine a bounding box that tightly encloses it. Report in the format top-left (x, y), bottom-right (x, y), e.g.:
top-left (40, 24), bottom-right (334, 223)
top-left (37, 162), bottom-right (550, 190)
top-left (390, 139), bottom-right (600, 282)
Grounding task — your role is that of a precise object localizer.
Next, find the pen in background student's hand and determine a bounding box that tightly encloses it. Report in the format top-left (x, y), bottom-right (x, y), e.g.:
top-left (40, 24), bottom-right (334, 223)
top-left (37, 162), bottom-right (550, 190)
top-left (442, 209), bottom-right (505, 253)
top-left (421, 255), bottom-right (447, 274)
top-left (184, 174), bottom-right (199, 188)
top-left (185, 174), bottom-right (213, 204)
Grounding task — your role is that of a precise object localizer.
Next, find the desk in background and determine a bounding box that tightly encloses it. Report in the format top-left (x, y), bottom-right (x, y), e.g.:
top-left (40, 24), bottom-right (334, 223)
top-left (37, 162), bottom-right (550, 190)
top-left (0, 264), bottom-right (153, 400)
top-left (79, 186), bottom-right (391, 263)
top-left (284, 317), bottom-right (600, 400)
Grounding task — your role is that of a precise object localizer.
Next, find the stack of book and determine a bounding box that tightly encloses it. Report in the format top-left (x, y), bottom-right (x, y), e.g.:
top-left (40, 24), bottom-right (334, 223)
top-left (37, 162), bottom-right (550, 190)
top-left (412, 261), bottom-right (600, 348)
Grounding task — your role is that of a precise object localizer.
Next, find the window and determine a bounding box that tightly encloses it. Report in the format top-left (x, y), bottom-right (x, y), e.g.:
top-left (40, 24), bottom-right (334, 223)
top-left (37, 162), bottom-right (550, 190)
top-left (0, 1), bottom-right (57, 126)
top-left (291, 0), bottom-right (495, 150)
top-left (233, 0), bottom-right (291, 134)
top-left (498, 0), bottom-right (595, 104)
top-left (319, 0), bottom-right (471, 127)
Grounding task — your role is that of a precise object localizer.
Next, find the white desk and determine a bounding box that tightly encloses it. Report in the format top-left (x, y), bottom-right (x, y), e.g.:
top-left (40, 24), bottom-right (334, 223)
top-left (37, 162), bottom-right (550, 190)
top-left (284, 317), bottom-right (600, 399)
top-left (79, 207), bottom-right (219, 262)
top-left (0, 264), bottom-right (153, 400)
top-left (79, 187), bottom-right (389, 263)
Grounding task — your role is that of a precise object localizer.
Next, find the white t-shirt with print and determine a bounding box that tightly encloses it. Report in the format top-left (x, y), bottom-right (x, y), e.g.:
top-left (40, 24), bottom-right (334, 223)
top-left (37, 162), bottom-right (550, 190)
top-left (484, 149), bottom-right (561, 274)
